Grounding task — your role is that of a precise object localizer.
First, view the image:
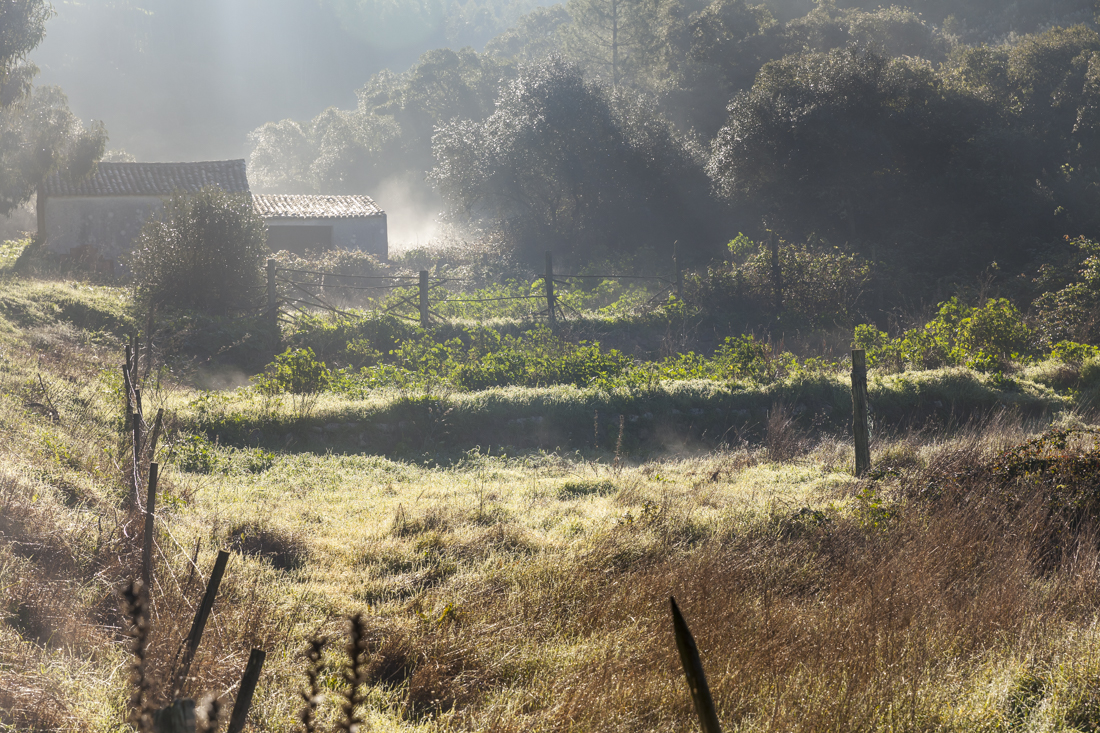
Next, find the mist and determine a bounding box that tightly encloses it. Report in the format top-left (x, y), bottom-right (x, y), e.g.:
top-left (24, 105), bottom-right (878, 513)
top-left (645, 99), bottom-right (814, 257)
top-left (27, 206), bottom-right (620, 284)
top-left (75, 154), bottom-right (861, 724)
top-left (17, 0), bottom-right (1100, 284)
top-left (30, 0), bottom-right (535, 163)
top-left (374, 175), bottom-right (443, 251)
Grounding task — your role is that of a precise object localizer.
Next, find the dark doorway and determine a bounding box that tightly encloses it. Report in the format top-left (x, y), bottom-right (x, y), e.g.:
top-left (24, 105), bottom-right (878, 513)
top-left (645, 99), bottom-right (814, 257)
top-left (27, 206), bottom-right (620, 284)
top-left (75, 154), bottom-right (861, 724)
top-left (266, 224), bottom-right (333, 255)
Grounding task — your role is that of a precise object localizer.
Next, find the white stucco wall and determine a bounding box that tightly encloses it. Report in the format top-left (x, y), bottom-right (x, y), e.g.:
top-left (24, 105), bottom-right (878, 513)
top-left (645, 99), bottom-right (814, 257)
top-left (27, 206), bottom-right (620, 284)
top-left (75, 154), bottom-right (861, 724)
top-left (334, 216), bottom-right (387, 259)
top-left (44, 196), bottom-right (163, 263)
top-left (45, 198), bottom-right (389, 263)
top-left (266, 215), bottom-right (388, 259)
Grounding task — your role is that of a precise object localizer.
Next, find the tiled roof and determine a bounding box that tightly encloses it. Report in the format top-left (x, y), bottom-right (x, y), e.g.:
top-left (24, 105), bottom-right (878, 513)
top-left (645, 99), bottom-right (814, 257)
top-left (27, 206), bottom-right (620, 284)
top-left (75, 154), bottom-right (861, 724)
top-left (43, 160), bottom-right (250, 197)
top-left (253, 194), bottom-right (384, 219)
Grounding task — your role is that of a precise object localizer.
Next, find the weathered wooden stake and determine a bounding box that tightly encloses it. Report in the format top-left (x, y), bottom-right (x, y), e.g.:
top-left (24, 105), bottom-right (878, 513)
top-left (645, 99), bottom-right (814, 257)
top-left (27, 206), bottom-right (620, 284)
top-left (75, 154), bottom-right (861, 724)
top-left (142, 463), bottom-right (159, 593)
top-left (418, 270), bottom-right (430, 328)
top-left (226, 648), bottom-right (267, 733)
top-left (545, 251), bottom-right (556, 330)
top-left (132, 409), bottom-right (143, 498)
top-left (851, 348), bottom-right (871, 477)
top-left (173, 550), bottom-right (230, 698)
top-left (130, 411), bottom-right (142, 505)
top-left (671, 597), bottom-right (722, 733)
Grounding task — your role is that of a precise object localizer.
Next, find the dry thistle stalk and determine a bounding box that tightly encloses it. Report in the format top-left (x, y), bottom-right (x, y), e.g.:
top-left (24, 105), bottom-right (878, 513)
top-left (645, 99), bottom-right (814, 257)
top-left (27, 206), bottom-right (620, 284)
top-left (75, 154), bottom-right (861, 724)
top-left (337, 614), bottom-right (369, 733)
top-left (299, 637), bottom-right (327, 733)
top-left (123, 579), bottom-right (154, 733)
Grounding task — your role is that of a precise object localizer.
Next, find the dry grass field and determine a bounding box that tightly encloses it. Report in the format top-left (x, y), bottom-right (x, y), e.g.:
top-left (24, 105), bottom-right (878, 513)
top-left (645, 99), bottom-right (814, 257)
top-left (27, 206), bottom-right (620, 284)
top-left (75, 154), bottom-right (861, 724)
top-left (4, 276), bottom-right (1100, 732)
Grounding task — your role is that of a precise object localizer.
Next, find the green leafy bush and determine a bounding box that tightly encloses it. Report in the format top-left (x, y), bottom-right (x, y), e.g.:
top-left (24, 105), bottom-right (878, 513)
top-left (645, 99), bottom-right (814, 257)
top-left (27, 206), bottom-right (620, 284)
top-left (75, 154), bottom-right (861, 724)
top-left (172, 434), bottom-right (222, 474)
top-left (856, 297), bottom-right (1037, 372)
top-left (692, 233), bottom-right (874, 329)
top-left (420, 326), bottom-right (633, 390)
top-left (254, 347), bottom-right (331, 395)
top-left (126, 187), bottom-right (268, 315)
top-left (655, 334), bottom-right (804, 384)
top-left (1033, 237), bottom-right (1100, 345)
top-left (239, 447), bottom-right (276, 474)
top-left (1050, 340), bottom-right (1100, 363)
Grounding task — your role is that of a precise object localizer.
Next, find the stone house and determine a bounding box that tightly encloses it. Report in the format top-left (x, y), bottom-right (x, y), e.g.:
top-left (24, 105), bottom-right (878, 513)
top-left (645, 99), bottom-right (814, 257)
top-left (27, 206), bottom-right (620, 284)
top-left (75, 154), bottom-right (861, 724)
top-left (252, 194), bottom-right (387, 258)
top-left (37, 159), bottom-right (388, 267)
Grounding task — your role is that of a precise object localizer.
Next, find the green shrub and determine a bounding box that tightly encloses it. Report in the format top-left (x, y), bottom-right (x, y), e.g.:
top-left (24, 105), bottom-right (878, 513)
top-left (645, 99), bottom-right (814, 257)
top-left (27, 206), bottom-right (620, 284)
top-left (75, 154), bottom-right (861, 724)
top-left (1033, 237), bottom-right (1100, 345)
top-left (693, 234), bottom-right (874, 328)
top-left (126, 187), bottom-right (268, 315)
top-left (1050, 340), bottom-right (1100, 363)
top-left (172, 434), bottom-right (223, 474)
top-left (239, 447), bottom-right (277, 474)
top-left (654, 334), bottom-right (804, 384)
top-left (856, 297), bottom-right (1037, 371)
top-left (254, 347), bottom-right (331, 395)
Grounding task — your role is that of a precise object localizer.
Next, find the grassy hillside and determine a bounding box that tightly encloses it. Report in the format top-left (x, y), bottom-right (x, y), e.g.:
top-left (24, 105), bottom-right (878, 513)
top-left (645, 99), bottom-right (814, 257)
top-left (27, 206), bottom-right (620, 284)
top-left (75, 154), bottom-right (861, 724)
top-left (5, 273), bottom-right (1100, 731)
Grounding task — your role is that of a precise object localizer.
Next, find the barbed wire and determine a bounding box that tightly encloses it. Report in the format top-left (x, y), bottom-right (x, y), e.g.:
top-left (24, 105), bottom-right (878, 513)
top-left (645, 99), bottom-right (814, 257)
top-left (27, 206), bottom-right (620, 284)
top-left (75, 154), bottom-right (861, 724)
top-left (435, 294), bottom-right (544, 304)
top-left (270, 264), bottom-right (674, 323)
top-left (276, 266), bottom-right (420, 281)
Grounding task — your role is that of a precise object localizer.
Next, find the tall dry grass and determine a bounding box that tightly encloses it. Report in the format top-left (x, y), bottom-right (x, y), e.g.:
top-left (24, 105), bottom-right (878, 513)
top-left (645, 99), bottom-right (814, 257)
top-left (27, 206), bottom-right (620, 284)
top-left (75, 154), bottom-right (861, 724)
top-left (282, 416), bottom-right (1100, 732)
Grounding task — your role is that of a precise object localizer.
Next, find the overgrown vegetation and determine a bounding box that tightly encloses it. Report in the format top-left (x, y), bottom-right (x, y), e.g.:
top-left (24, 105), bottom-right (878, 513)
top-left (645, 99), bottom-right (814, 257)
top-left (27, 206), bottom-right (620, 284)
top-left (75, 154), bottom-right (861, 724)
top-left (7, 253), bottom-right (1100, 732)
top-left (12, 0), bottom-right (1100, 729)
top-left (126, 187), bottom-right (269, 316)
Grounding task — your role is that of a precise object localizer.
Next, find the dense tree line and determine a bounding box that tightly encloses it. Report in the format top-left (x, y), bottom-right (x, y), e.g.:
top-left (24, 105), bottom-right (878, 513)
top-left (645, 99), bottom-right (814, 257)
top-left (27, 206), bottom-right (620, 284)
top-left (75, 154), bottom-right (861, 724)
top-left (246, 0), bottom-right (1100, 301)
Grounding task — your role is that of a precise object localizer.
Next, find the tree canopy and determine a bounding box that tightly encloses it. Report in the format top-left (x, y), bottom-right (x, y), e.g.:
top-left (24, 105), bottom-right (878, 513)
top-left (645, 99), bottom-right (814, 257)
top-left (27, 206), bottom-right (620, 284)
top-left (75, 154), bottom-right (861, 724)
top-left (0, 0), bottom-right (105, 218)
top-left (431, 57), bottom-right (723, 265)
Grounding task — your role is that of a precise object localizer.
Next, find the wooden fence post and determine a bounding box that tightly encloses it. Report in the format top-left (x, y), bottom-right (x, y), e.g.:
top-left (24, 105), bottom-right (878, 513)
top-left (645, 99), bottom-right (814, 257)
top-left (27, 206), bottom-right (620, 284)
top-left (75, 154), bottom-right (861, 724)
top-left (173, 550), bottom-right (230, 698)
top-left (851, 349), bottom-right (871, 477)
top-left (148, 408), bottom-right (164, 465)
top-left (418, 270), bottom-right (430, 328)
top-left (545, 251), bottom-right (556, 330)
top-left (671, 597), bottom-right (722, 733)
top-left (226, 648), bottom-right (267, 733)
top-left (142, 463), bottom-right (159, 593)
top-left (132, 403), bottom-right (143, 495)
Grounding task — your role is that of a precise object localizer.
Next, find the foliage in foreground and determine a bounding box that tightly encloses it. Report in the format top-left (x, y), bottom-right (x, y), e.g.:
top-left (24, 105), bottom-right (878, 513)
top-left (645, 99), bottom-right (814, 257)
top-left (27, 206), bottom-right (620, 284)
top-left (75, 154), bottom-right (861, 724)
top-left (126, 187), bottom-right (269, 316)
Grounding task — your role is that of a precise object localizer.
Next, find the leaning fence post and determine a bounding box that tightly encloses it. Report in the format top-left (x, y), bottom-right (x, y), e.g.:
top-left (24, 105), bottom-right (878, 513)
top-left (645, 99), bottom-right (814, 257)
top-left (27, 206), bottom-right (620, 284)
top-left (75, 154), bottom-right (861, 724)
top-left (418, 270), bottom-right (430, 328)
top-left (851, 348), bottom-right (871, 477)
top-left (226, 648), bottom-right (267, 733)
top-left (132, 391), bottom-right (143, 489)
top-left (545, 251), bottom-right (556, 330)
top-left (671, 597), bottom-right (722, 733)
top-left (142, 463), bottom-right (159, 592)
top-left (172, 550), bottom-right (230, 698)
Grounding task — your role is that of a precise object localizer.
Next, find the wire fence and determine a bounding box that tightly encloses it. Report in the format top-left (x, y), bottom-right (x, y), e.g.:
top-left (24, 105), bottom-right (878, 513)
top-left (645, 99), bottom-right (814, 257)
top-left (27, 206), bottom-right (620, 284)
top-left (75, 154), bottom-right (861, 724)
top-left (264, 250), bottom-right (684, 328)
